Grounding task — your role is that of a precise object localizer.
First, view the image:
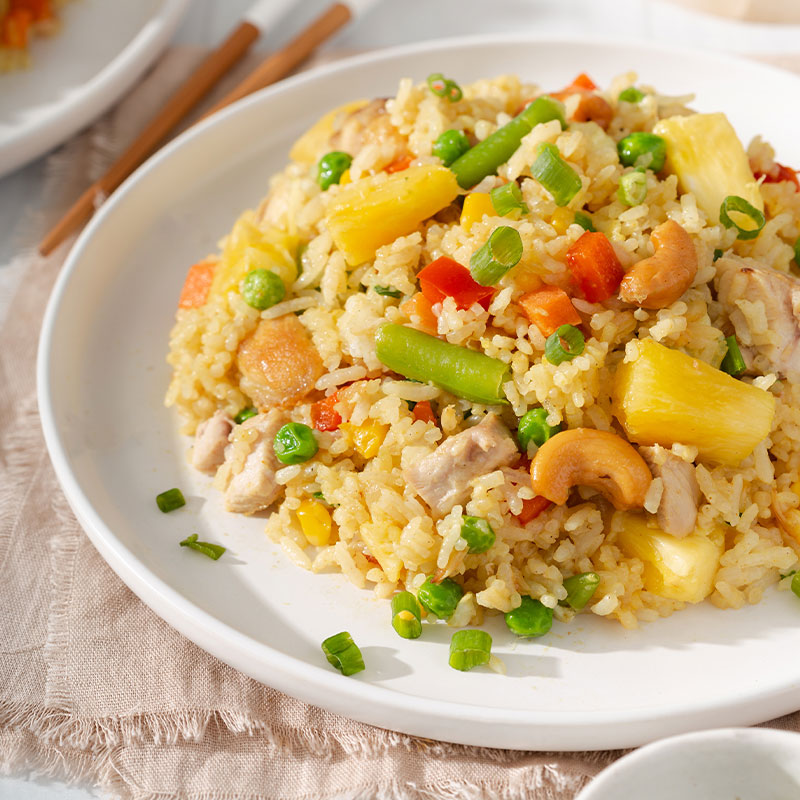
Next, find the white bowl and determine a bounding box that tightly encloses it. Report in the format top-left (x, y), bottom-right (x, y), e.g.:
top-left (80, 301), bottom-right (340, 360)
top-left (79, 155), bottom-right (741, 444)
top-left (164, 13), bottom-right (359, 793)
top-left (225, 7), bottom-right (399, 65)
top-left (37, 35), bottom-right (800, 751)
top-left (577, 728), bottom-right (800, 799)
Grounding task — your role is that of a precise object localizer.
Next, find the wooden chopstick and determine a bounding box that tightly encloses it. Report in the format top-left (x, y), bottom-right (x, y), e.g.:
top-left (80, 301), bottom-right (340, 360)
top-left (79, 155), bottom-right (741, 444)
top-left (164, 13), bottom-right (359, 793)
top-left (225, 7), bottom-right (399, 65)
top-left (39, 2), bottom-right (353, 256)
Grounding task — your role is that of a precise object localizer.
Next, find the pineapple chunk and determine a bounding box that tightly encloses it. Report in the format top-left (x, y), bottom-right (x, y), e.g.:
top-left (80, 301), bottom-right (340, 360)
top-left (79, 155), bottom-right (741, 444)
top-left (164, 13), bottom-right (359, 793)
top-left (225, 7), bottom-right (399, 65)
top-left (289, 99), bottom-right (369, 164)
top-left (325, 165), bottom-right (460, 265)
top-left (210, 213), bottom-right (298, 299)
top-left (653, 113), bottom-right (763, 226)
top-left (613, 511), bottom-right (723, 603)
top-left (614, 340), bottom-right (775, 467)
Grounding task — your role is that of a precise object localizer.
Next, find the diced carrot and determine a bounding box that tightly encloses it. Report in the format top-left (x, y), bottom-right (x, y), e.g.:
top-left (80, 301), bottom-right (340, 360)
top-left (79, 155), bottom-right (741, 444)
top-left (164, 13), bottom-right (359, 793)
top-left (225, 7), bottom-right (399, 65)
top-left (311, 392), bottom-right (342, 432)
top-left (178, 260), bottom-right (216, 309)
top-left (412, 400), bottom-right (437, 425)
top-left (565, 231), bottom-right (624, 303)
top-left (518, 285), bottom-right (581, 337)
top-left (400, 292), bottom-right (438, 335)
top-left (385, 154), bottom-right (414, 174)
top-left (516, 495), bottom-right (553, 525)
top-left (754, 162), bottom-right (799, 191)
top-left (571, 72), bottom-right (597, 91)
top-left (2, 8), bottom-right (33, 48)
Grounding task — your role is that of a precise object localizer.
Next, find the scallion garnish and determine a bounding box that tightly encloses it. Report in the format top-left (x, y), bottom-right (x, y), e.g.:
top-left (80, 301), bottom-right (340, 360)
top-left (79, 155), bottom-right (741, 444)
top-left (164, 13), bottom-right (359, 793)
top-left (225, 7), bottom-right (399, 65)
top-left (427, 72), bottom-right (462, 102)
top-left (321, 631), bottom-right (365, 676)
top-left (391, 591), bottom-right (422, 639)
top-left (156, 488), bottom-right (185, 513)
top-left (469, 225), bottom-right (523, 286)
top-left (618, 87), bottom-right (645, 104)
top-left (505, 596), bottom-right (553, 637)
top-left (792, 572), bottom-right (800, 600)
top-left (574, 211), bottom-right (595, 232)
top-left (618, 170), bottom-right (647, 207)
top-left (720, 335), bottom-right (746, 377)
top-left (544, 324), bottom-right (585, 365)
top-left (719, 195), bottom-right (766, 240)
top-left (794, 236), bottom-right (800, 265)
top-left (561, 572), bottom-right (601, 610)
top-left (449, 629), bottom-right (492, 671)
top-left (179, 533), bottom-right (225, 560)
top-left (234, 406), bottom-right (257, 425)
top-left (530, 142), bottom-right (582, 207)
top-left (418, 576), bottom-right (463, 620)
top-left (312, 490), bottom-right (327, 502)
top-left (490, 182), bottom-right (528, 217)
top-left (460, 516), bottom-right (496, 554)
top-left (374, 285), bottom-right (403, 298)
top-left (713, 248), bottom-right (724, 262)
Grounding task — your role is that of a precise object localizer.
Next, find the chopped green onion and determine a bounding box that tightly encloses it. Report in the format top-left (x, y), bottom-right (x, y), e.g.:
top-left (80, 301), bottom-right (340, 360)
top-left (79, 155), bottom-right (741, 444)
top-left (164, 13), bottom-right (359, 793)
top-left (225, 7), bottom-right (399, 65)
top-left (574, 211), bottom-right (595, 232)
top-left (469, 225), bottom-right (523, 286)
top-left (530, 142), bottom-right (582, 207)
top-left (312, 490), bottom-right (327, 502)
top-left (713, 248), bottom-right (724, 262)
top-left (720, 335), bottom-right (746, 377)
top-left (617, 132), bottom-right (666, 172)
top-left (794, 236), bottom-right (800, 265)
top-left (720, 195), bottom-right (766, 241)
top-left (618, 87), bottom-right (645, 104)
top-left (241, 268), bottom-right (285, 310)
top-left (391, 591), bottom-right (422, 639)
top-left (317, 151), bottom-right (352, 190)
top-left (179, 533), bottom-right (225, 560)
top-left (792, 572), bottom-right (800, 600)
top-left (449, 629), bottom-right (492, 671)
top-left (427, 72), bottom-right (462, 102)
top-left (375, 324), bottom-right (509, 405)
top-left (517, 407), bottom-right (560, 451)
top-left (156, 488), bottom-right (185, 513)
top-left (490, 182), bottom-right (529, 217)
top-left (374, 285), bottom-right (403, 298)
top-left (273, 423), bottom-right (318, 465)
top-left (448, 95), bottom-right (565, 189)
top-left (505, 596), bottom-right (553, 637)
top-left (544, 324), bottom-right (585, 366)
top-left (418, 576), bottom-right (463, 620)
top-left (460, 516), bottom-right (496, 553)
top-left (321, 631), bottom-right (365, 676)
top-left (234, 406), bottom-right (257, 425)
top-left (432, 129), bottom-right (470, 166)
top-left (561, 572), bottom-right (600, 610)
top-left (618, 171), bottom-right (647, 207)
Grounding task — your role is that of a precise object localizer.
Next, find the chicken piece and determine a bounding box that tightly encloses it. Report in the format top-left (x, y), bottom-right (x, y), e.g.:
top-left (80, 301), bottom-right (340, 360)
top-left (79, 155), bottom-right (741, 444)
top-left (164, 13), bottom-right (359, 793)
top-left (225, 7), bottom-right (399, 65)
top-left (329, 98), bottom-right (407, 171)
top-left (223, 410), bottom-right (286, 515)
top-left (192, 410), bottom-right (233, 472)
top-left (716, 257), bottom-right (800, 376)
top-left (639, 445), bottom-right (700, 538)
top-left (404, 413), bottom-right (518, 515)
top-left (237, 315), bottom-right (324, 411)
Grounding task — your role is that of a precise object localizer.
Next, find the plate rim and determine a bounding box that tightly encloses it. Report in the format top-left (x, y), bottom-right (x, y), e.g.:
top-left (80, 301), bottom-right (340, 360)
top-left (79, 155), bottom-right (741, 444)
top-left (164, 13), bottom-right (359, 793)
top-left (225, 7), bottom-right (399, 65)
top-left (37, 33), bottom-right (800, 751)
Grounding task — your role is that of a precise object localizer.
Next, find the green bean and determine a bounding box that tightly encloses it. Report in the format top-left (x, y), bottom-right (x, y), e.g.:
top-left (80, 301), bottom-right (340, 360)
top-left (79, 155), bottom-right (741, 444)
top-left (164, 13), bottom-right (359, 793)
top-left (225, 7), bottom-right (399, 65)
top-left (375, 324), bottom-right (509, 405)
top-left (449, 96), bottom-right (566, 189)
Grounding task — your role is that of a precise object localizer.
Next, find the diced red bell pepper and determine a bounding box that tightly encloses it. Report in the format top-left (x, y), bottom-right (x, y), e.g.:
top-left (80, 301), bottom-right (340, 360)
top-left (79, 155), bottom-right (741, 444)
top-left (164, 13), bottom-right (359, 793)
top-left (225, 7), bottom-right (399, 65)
top-left (515, 495), bottom-right (553, 525)
top-left (418, 255), bottom-right (495, 311)
top-left (754, 162), bottom-right (799, 191)
top-left (311, 392), bottom-right (342, 432)
top-left (412, 400), bottom-right (437, 425)
top-left (565, 231), bottom-right (624, 303)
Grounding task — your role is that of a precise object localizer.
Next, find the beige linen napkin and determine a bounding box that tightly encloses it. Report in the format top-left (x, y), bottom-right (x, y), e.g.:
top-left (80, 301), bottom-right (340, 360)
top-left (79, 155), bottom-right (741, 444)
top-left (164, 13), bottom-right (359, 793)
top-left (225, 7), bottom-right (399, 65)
top-left (2, 46), bottom-right (800, 800)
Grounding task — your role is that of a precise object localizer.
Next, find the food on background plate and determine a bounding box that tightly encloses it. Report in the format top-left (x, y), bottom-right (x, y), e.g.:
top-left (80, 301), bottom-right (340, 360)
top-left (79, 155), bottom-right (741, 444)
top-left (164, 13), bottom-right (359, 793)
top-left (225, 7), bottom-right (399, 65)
top-left (0, 0), bottom-right (65, 72)
top-left (165, 68), bottom-right (800, 636)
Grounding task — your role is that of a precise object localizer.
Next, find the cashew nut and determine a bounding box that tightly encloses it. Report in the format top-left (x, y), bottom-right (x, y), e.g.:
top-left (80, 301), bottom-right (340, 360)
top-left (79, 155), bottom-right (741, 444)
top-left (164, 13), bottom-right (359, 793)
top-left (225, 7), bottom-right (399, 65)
top-left (572, 92), bottom-right (613, 130)
top-left (618, 219), bottom-right (698, 309)
top-left (530, 428), bottom-right (652, 510)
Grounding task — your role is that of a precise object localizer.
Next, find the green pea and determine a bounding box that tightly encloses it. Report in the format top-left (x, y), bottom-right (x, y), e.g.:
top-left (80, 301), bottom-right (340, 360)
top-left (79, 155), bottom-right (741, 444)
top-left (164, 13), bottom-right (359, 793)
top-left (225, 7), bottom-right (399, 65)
top-left (460, 516), bottom-right (495, 553)
top-left (432, 129), bottom-right (470, 167)
top-left (273, 423), bottom-right (318, 465)
top-left (317, 151), bottom-right (352, 190)
top-left (617, 132), bottom-right (666, 172)
top-left (241, 269), bottom-right (285, 310)
top-left (418, 576), bottom-right (463, 620)
top-left (517, 408), bottom-right (560, 451)
top-left (505, 596), bottom-right (553, 637)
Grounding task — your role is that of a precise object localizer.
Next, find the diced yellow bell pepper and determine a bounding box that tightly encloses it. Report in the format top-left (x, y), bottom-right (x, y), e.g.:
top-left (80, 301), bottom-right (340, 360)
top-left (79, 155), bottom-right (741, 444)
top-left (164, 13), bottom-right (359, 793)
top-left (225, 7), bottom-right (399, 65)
top-left (296, 499), bottom-right (333, 546)
top-left (614, 339), bottom-right (775, 467)
top-left (613, 511), bottom-right (723, 603)
top-left (460, 192), bottom-right (495, 231)
top-left (653, 113), bottom-right (763, 225)
top-left (325, 165), bottom-right (460, 265)
top-left (289, 99), bottom-right (369, 164)
top-left (210, 213), bottom-right (299, 299)
top-left (338, 169), bottom-right (352, 186)
top-left (549, 207), bottom-right (574, 235)
top-left (340, 421), bottom-right (388, 459)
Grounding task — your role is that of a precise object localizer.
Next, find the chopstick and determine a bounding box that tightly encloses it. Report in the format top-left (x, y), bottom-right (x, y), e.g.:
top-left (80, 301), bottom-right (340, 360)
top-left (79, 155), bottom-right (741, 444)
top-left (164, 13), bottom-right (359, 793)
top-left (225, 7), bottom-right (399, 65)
top-left (38, 0), bottom-right (366, 256)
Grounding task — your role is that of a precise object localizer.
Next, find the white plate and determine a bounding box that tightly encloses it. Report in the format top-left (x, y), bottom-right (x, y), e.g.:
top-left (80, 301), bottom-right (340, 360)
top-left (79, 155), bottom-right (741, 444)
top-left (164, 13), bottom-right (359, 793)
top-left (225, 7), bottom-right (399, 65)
top-left (0, 0), bottom-right (190, 177)
top-left (576, 727), bottom-right (800, 799)
top-left (38, 36), bottom-right (800, 751)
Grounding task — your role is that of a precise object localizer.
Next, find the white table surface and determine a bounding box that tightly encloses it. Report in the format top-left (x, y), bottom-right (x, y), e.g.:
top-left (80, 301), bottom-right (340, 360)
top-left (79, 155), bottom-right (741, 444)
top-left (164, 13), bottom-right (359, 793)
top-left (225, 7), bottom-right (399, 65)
top-left (2, 0), bottom-right (799, 797)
